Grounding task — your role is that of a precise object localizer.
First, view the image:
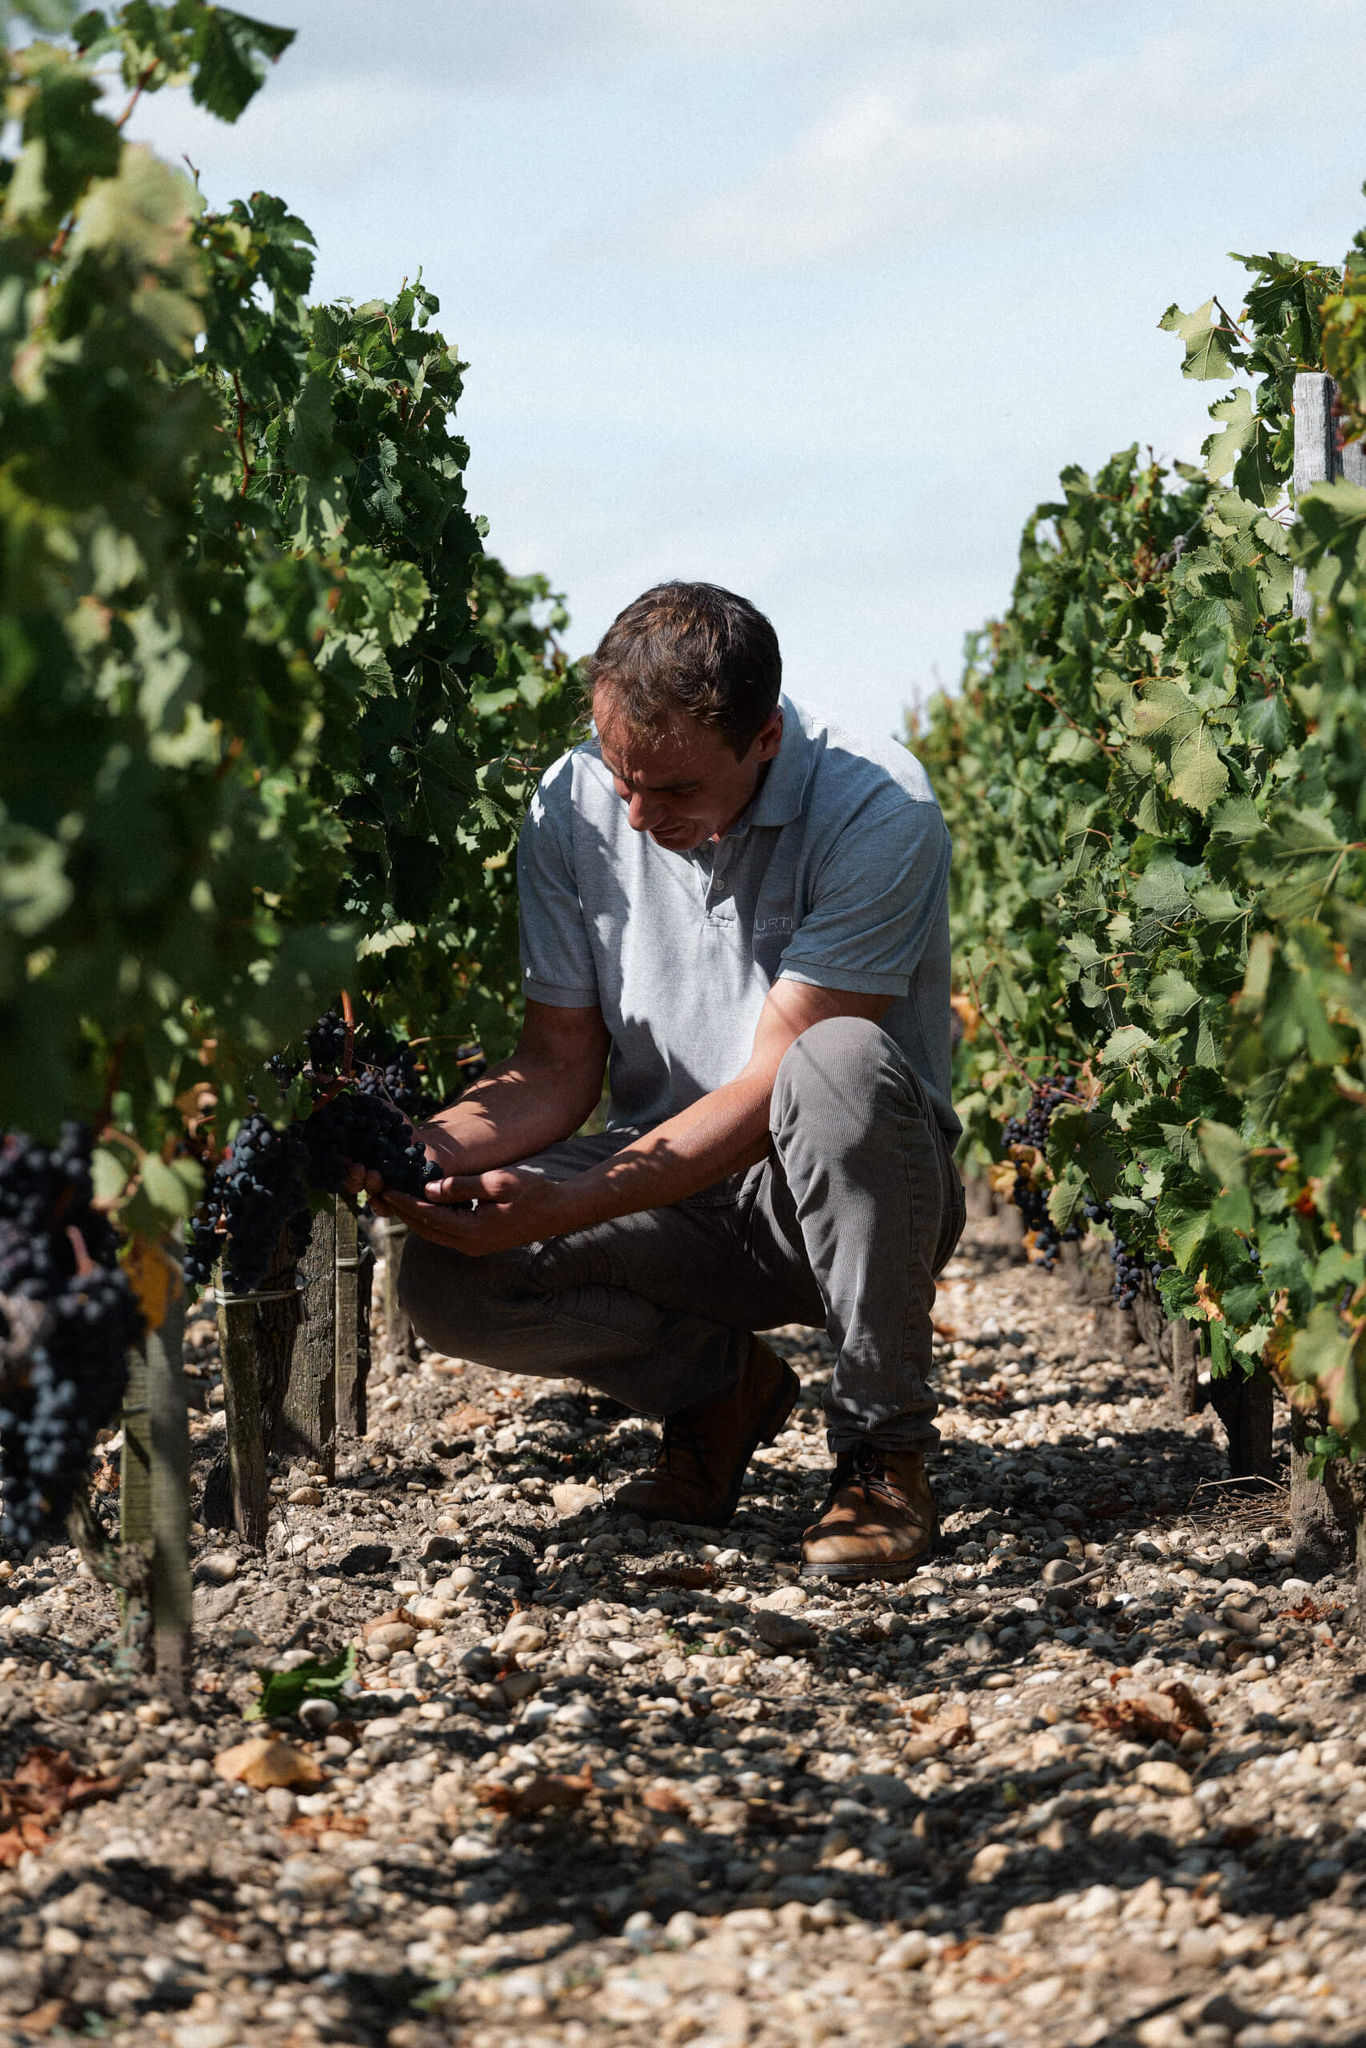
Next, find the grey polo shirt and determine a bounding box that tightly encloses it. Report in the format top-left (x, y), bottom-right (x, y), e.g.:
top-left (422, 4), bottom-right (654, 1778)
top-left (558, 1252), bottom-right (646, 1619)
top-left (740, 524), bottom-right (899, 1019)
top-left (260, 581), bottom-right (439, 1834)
top-left (516, 694), bottom-right (958, 1141)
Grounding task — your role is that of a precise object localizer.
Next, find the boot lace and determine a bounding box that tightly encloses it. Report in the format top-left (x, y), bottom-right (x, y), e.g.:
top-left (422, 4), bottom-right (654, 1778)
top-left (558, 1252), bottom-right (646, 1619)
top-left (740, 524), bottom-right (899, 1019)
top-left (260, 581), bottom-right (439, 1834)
top-left (820, 1441), bottom-right (910, 1516)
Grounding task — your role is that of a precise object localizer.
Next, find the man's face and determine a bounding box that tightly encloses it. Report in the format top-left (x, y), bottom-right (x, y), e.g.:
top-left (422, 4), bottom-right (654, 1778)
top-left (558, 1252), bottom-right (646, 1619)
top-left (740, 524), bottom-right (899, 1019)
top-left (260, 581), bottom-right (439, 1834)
top-left (594, 691), bottom-right (783, 852)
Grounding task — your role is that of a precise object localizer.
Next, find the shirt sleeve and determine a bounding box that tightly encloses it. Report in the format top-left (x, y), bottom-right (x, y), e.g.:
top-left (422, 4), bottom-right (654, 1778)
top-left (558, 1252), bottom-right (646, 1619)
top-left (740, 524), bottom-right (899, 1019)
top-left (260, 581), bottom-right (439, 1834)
top-left (777, 793), bottom-right (951, 998)
top-left (517, 755), bottom-right (601, 1008)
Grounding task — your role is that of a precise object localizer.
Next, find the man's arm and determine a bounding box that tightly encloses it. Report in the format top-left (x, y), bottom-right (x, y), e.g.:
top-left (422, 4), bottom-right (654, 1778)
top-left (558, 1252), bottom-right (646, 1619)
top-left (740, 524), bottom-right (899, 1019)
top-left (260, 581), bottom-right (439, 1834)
top-left (379, 981), bottom-right (889, 1254)
top-left (412, 999), bottom-right (609, 1176)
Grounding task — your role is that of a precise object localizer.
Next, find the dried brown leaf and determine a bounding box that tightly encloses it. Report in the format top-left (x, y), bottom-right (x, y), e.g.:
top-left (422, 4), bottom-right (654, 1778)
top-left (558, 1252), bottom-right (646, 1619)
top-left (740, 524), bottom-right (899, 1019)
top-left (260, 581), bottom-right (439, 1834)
top-left (1080, 1682), bottom-right (1210, 1746)
top-left (474, 1767), bottom-right (594, 1819)
top-left (640, 1564), bottom-right (717, 1591)
top-left (641, 1784), bottom-right (691, 1816)
top-left (362, 1605), bottom-right (419, 1639)
top-left (286, 1811), bottom-right (367, 1842)
top-left (214, 1737), bottom-right (324, 1791)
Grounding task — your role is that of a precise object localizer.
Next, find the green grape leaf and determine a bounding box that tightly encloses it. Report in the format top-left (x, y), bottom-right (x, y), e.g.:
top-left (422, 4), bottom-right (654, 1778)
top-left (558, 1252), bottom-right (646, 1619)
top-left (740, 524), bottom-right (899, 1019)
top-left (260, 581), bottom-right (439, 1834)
top-left (1159, 298), bottom-right (1239, 381)
top-left (190, 6), bottom-right (296, 124)
top-left (246, 1643), bottom-right (357, 1722)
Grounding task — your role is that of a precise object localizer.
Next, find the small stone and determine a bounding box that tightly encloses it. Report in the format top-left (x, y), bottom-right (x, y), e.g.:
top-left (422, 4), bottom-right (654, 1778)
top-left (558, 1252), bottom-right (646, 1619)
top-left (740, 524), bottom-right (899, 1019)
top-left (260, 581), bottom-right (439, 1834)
top-left (1042, 1557), bottom-right (1081, 1586)
top-left (551, 1481), bottom-right (601, 1515)
top-left (174, 2024), bottom-right (239, 2048)
top-left (1071, 1883), bottom-right (1121, 1920)
top-left (664, 1910), bottom-right (701, 1947)
top-left (968, 1841), bottom-right (1011, 1883)
top-left (495, 1622), bottom-right (547, 1657)
top-left (366, 1622), bottom-right (419, 1654)
top-left (276, 1854), bottom-right (346, 1899)
top-left (876, 1929), bottom-right (932, 1971)
top-left (752, 1608), bottom-right (819, 1651)
top-left (725, 1907), bottom-right (775, 1933)
top-left (196, 1551), bottom-right (238, 1585)
top-left (1136, 1759), bottom-right (1194, 1796)
top-left (1016, 1973), bottom-right (1067, 2013)
top-left (450, 1833), bottom-right (500, 1865)
top-left (497, 1668), bottom-right (542, 1704)
top-left (423, 1534), bottom-right (464, 1562)
top-left (337, 1542), bottom-right (393, 1576)
top-left (298, 1697), bottom-right (339, 1733)
top-left (263, 1785), bottom-right (297, 1822)
top-left (287, 1484), bottom-right (323, 1506)
top-left (1135, 2018), bottom-right (1189, 2048)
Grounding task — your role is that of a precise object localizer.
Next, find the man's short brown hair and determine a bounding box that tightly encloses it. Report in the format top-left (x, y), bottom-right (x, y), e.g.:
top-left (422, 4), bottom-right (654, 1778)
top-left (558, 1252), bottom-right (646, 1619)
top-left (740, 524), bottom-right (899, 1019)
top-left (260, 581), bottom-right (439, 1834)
top-left (585, 581), bottom-right (782, 757)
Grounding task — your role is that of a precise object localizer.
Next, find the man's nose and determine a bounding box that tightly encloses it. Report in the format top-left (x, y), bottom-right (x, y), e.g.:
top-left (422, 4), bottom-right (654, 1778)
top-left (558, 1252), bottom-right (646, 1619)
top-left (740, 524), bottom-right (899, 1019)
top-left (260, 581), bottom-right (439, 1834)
top-left (627, 792), bottom-right (660, 832)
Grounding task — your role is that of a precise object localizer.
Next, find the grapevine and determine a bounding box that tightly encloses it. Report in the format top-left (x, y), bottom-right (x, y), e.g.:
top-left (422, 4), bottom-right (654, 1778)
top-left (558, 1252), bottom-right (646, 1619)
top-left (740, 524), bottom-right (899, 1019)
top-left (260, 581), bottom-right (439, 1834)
top-left (921, 217), bottom-right (1366, 1449)
top-left (0, 1127), bottom-right (143, 1551)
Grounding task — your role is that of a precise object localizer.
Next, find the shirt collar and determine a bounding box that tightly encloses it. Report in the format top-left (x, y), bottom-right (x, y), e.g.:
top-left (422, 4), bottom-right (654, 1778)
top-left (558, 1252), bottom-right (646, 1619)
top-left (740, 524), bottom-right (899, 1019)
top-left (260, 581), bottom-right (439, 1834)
top-left (734, 695), bottom-right (811, 833)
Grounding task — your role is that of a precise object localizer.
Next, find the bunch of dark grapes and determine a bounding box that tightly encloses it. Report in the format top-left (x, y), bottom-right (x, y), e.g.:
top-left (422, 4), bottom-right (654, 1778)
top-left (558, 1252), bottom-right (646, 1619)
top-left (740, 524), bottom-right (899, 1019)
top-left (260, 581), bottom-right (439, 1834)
top-left (1000, 1072), bottom-right (1073, 1155)
top-left (299, 1089), bottom-right (438, 1198)
top-left (1110, 1235), bottom-right (1148, 1308)
top-left (355, 1039), bottom-right (428, 1120)
top-left (1001, 1074), bottom-right (1077, 1270)
top-left (185, 1087), bottom-right (441, 1292)
top-left (273, 1010), bottom-right (435, 1120)
top-left (306, 1010), bottom-right (349, 1074)
top-left (183, 1114), bottom-right (311, 1295)
top-left (0, 1125), bottom-right (142, 1552)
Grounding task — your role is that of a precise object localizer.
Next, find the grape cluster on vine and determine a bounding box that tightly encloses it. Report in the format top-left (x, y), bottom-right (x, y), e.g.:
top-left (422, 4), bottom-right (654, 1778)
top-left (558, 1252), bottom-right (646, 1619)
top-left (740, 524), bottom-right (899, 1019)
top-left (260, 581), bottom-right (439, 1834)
top-left (1081, 1193), bottom-right (1164, 1307)
top-left (184, 1083), bottom-right (442, 1294)
top-left (271, 1009), bottom-right (434, 1121)
top-left (183, 1113), bottom-right (312, 1296)
top-left (299, 1090), bottom-right (437, 1199)
top-left (1000, 1074), bottom-right (1079, 1270)
top-left (0, 1126), bottom-right (143, 1552)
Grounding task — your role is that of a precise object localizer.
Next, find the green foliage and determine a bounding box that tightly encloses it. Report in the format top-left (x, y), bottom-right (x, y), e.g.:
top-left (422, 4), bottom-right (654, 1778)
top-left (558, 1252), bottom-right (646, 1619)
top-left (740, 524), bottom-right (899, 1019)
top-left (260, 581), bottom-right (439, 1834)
top-left (246, 1641), bottom-right (356, 1721)
top-left (923, 224), bottom-right (1366, 1446)
top-left (0, 3), bottom-right (581, 1243)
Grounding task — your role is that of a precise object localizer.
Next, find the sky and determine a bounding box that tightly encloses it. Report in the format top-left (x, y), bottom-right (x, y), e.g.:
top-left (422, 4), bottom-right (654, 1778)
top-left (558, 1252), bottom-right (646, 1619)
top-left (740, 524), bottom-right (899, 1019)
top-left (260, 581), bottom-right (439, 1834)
top-left (126, 0), bottom-right (1366, 744)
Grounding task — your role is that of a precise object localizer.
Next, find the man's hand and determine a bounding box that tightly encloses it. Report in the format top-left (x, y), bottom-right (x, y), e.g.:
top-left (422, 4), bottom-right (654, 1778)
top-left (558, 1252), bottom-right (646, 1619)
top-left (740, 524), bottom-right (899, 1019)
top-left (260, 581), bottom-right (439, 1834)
top-left (374, 1168), bottom-right (564, 1258)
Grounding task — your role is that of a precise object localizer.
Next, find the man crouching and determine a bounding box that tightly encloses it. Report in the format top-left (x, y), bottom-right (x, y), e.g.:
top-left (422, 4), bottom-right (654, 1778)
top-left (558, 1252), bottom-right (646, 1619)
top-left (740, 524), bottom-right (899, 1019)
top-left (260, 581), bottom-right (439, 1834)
top-left (351, 581), bottom-right (964, 1582)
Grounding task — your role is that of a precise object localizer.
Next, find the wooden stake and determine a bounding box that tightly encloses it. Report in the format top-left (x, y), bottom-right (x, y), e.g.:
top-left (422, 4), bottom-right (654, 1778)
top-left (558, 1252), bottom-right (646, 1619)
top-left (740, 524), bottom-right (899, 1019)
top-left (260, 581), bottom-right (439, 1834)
top-left (117, 1241), bottom-right (191, 1696)
top-left (279, 1205), bottom-right (337, 1480)
top-left (379, 1216), bottom-right (419, 1370)
top-left (214, 1223), bottom-right (304, 1545)
top-left (336, 1199), bottom-right (372, 1436)
top-left (1293, 370), bottom-right (1340, 621)
top-left (117, 1330), bottom-right (152, 1671)
top-left (147, 1274), bottom-right (191, 1698)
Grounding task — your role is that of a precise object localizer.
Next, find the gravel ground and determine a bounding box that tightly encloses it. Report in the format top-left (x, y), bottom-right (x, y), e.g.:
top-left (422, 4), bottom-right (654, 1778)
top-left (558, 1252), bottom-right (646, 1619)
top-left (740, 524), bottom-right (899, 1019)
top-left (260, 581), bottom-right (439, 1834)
top-left (0, 1214), bottom-right (1364, 2048)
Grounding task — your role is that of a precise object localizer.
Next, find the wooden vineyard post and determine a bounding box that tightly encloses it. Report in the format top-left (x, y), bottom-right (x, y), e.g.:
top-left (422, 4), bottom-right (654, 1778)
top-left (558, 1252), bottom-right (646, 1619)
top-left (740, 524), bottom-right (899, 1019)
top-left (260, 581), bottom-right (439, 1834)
top-left (1209, 1369), bottom-right (1276, 1483)
top-left (117, 1327), bottom-right (151, 1670)
top-left (379, 1216), bottom-right (419, 1370)
top-left (336, 1199), bottom-right (373, 1437)
top-left (1292, 371), bottom-right (1366, 617)
top-left (214, 1224), bottom-right (304, 1544)
top-left (1168, 1318), bottom-right (1202, 1419)
top-left (279, 1205), bottom-right (337, 1480)
top-left (1293, 370), bottom-right (1337, 622)
top-left (118, 1241), bottom-right (192, 1698)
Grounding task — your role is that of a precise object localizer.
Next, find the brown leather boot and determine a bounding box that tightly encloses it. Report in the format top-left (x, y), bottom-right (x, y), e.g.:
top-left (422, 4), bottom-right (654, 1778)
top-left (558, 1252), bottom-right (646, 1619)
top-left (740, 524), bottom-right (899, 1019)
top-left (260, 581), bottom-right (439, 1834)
top-left (612, 1337), bottom-right (800, 1528)
top-left (800, 1442), bottom-right (938, 1583)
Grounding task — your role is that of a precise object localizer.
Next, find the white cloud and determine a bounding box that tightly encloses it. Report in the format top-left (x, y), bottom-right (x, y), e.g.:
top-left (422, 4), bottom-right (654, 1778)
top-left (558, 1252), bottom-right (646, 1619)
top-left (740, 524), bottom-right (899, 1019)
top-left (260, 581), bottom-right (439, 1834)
top-left (646, 14), bottom-right (1366, 268)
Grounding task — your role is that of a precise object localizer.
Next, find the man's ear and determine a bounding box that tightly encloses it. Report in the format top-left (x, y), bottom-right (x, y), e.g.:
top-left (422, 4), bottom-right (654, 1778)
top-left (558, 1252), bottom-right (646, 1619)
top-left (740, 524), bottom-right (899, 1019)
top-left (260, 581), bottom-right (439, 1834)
top-left (753, 707), bottom-right (784, 762)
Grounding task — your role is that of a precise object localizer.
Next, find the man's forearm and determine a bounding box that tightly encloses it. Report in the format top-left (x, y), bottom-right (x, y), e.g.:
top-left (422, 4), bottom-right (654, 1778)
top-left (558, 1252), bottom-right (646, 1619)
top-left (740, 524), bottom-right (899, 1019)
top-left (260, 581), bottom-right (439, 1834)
top-left (545, 1074), bottom-right (773, 1235)
top-left (415, 1057), bottom-right (596, 1174)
